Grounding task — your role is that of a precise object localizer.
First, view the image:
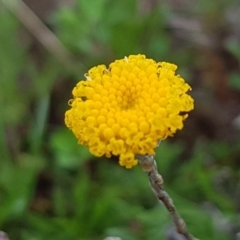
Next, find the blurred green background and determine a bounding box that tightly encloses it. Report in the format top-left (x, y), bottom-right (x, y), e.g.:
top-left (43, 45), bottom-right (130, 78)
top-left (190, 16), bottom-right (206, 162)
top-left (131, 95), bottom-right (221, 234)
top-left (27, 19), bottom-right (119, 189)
top-left (0, 0), bottom-right (240, 239)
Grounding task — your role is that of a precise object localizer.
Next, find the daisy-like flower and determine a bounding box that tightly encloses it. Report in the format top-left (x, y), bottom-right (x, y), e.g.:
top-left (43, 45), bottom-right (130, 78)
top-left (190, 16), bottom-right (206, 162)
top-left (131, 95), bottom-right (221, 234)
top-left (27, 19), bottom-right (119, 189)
top-left (65, 55), bottom-right (194, 168)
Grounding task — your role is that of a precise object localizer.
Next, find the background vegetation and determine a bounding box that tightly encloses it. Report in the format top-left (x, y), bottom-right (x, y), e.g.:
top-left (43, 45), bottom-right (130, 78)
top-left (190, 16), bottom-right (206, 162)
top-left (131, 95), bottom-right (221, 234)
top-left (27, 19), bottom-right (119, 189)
top-left (0, 0), bottom-right (240, 239)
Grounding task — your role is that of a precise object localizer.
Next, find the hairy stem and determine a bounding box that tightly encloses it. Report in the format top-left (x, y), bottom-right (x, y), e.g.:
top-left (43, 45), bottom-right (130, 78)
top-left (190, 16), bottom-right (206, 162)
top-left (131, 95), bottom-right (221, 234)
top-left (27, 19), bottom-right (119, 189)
top-left (136, 154), bottom-right (197, 240)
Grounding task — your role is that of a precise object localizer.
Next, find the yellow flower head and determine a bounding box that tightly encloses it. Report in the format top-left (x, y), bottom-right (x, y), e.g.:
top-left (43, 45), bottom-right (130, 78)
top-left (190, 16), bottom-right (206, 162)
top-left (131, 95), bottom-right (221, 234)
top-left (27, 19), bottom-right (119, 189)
top-left (65, 55), bottom-right (194, 168)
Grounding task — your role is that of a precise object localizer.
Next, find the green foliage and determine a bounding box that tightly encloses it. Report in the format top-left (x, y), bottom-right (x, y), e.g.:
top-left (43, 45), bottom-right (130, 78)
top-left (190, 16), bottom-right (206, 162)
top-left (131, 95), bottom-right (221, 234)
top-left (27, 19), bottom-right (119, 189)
top-left (229, 73), bottom-right (240, 90)
top-left (50, 127), bottom-right (92, 169)
top-left (51, 0), bottom-right (172, 61)
top-left (0, 155), bottom-right (44, 227)
top-left (0, 0), bottom-right (240, 240)
top-left (0, 9), bottom-right (27, 126)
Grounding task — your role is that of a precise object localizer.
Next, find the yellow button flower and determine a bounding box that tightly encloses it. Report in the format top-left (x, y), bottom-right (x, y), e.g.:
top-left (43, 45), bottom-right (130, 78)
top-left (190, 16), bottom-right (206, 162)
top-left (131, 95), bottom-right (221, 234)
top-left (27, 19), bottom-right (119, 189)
top-left (65, 54), bottom-right (194, 168)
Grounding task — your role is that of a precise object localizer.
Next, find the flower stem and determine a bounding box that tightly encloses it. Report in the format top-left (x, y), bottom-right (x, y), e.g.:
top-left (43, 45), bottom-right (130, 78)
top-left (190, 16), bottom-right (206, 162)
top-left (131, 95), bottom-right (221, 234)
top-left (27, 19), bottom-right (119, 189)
top-left (136, 154), bottom-right (197, 240)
